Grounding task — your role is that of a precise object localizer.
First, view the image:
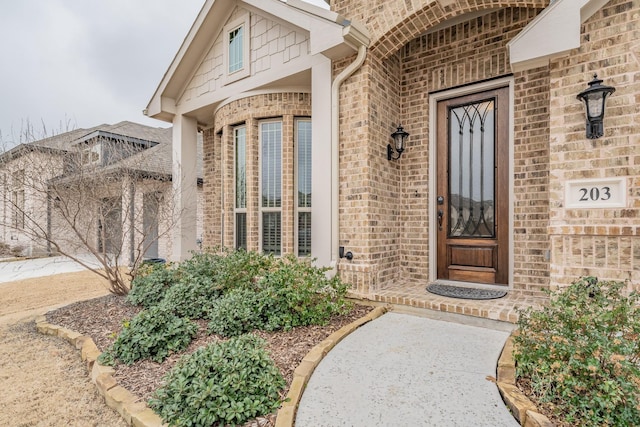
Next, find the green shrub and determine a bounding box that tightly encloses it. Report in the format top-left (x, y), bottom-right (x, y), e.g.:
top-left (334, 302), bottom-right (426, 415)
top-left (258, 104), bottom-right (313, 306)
top-left (206, 255), bottom-right (350, 335)
top-left (202, 248), bottom-right (276, 292)
top-left (100, 306), bottom-right (198, 365)
top-left (256, 255), bottom-right (350, 331)
top-left (174, 250), bottom-right (224, 289)
top-left (149, 334), bottom-right (285, 426)
top-left (514, 277), bottom-right (640, 426)
top-left (162, 249), bottom-right (277, 319)
top-left (207, 288), bottom-right (263, 337)
top-left (175, 249), bottom-right (273, 290)
top-left (161, 280), bottom-right (222, 319)
top-left (127, 263), bottom-right (177, 308)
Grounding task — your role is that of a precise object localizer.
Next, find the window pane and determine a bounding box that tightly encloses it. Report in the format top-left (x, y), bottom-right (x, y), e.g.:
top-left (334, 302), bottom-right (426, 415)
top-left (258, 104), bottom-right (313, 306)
top-left (262, 212), bottom-right (281, 255)
top-left (235, 127), bottom-right (246, 209)
top-left (298, 212), bottom-right (311, 257)
top-left (236, 212), bottom-right (247, 250)
top-left (448, 100), bottom-right (495, 238)
top-left (297, 120), bottom-right (312, 208)
top-left (261, 122), bottom-right (282, 208)
top-left (228, 26), bottom-right (243, 73)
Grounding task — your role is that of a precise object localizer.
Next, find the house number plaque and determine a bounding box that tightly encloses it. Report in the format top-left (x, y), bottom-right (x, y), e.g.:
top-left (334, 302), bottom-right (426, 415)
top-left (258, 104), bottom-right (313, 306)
top-left (565, 178), bottom-right (626, 209)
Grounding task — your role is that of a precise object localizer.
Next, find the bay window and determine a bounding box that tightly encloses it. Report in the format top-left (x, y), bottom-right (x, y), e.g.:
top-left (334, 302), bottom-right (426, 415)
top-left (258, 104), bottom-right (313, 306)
top-left (260, 121), bottom-right (282, 255)
top-left (296, 119), bottom-right (312, 256)
top-left (234, 126), bottom-right (247, 250)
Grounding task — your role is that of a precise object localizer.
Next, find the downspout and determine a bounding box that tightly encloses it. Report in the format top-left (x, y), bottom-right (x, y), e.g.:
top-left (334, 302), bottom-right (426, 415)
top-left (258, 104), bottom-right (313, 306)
top-left (329, 42), bottom-right (367, 276)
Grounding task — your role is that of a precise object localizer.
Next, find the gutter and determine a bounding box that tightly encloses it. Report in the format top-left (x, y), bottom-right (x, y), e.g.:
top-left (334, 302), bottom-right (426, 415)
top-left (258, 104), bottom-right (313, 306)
top-left (329, 28), bottom-right (368, 276)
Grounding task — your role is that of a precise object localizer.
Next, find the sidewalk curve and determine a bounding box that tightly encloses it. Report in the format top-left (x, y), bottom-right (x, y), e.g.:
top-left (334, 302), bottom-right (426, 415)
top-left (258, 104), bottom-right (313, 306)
top-left (296, 312), bottom-right (519, 427)
top-left (0, 255), bottom-right (100, 284)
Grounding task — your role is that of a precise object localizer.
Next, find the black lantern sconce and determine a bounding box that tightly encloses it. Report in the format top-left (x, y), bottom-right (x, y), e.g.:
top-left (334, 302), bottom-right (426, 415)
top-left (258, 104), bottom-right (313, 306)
top-left (576, 74), bottom-right (615, 139)
top-left (387, 125), bottom-right (409, 160)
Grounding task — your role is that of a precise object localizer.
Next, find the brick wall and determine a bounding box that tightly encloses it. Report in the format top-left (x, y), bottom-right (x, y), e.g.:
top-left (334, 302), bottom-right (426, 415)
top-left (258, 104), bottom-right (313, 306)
top-left (512, 67), bottom-right (551, 294)
top-left (336, 53), bottom-right (402, 293)
top-left (337, 7), bottom-right (550, 294)
top-left (548, 0), bottom-right (640, 288)
top-left (198, 0), bottom-right (639, 296)
top-left (202, 129), bottom-right (220, 248)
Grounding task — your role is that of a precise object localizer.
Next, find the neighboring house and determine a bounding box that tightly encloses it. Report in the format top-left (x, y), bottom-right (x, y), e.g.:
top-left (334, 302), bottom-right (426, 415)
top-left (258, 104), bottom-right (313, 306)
top-left (145, 0), bottom-right (639, 299)
top-left (0, 121), bottom-right (203, 262)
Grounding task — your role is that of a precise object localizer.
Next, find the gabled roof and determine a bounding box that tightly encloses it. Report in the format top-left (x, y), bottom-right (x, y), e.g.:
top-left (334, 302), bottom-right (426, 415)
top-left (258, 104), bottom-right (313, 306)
top-left (145, 0), bottom-right (369, 125)
top-left (75, 121), bottom-right (172, 150)
top-left (101, 133), bottom-right (204, 180)
top-left (24, 121), bottom-right (171, 152)
top-left (0, 121), bottom-right (203, 179)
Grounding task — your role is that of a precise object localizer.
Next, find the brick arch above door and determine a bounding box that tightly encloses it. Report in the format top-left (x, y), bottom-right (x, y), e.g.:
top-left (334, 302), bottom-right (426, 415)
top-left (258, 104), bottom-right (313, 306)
top-left (340, 0), bottom-right (551, 60)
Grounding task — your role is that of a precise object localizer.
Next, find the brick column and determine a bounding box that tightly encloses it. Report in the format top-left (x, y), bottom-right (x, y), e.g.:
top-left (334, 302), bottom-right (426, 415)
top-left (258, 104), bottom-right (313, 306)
top-left (281, 114), bottom-right (295, 254)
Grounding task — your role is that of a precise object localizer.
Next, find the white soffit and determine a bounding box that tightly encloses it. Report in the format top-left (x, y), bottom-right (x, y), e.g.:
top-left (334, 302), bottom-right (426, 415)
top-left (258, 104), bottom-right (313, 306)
top-left (508, 0), bottom-right (609, 72)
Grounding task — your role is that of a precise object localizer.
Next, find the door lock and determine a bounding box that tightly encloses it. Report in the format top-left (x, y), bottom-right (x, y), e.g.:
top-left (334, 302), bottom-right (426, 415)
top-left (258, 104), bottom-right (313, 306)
top-left (437, 196), bottom-right (444, 205)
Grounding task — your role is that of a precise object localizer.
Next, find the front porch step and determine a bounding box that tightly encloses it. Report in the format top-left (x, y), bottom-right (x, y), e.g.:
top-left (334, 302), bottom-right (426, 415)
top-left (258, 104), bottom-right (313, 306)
top-left (348, 281), bottom-right (546, 324)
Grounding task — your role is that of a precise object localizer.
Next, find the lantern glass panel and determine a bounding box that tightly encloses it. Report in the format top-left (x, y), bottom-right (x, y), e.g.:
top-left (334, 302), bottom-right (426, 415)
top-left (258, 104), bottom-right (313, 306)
top-left (587, 93), bottom-right (604, 118)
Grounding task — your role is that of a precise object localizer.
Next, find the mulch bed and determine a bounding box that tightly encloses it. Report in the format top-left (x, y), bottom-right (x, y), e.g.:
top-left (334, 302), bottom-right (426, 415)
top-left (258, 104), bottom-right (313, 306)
top-left (46, 295), bottom-right (373, 425)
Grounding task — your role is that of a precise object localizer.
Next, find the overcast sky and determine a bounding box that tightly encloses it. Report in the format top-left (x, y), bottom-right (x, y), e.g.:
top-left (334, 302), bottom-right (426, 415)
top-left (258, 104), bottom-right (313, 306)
top-left (0, 0), bottom-right (329, 148)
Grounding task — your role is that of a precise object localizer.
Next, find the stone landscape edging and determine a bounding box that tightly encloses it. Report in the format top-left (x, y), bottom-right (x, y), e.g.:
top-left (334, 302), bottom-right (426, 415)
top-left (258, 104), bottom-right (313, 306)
top-left (35, 304), bottom-right (390, 427)
top-left (36, 315), bottom-right (166, 427)
top-left (496, 331), bottom-right (555, 427)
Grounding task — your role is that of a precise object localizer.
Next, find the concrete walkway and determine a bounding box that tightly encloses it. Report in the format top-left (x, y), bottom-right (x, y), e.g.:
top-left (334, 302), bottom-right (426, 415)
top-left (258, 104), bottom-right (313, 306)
top-left (0, 255), bottom-right (100, 284)
top-left (296, 311), bottom-right (518, 427)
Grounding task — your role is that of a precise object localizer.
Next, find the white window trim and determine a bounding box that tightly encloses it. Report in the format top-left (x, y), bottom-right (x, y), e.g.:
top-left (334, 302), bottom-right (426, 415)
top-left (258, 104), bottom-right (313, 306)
top-left (81, 143), bottom-right (101, 166)
top-left (223, 14), bottom-right (250, 85)
top-left (294, 118), bottom-right (312, 257)
top-left (233, 125), bottom-right (247, 250)
top-left (258, 119), bottom-right (283, 255)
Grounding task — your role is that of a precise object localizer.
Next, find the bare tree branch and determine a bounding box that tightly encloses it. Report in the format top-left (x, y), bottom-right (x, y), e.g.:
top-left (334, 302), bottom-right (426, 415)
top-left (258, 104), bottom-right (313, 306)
top-left (0, 123), bottom-right (191, 295)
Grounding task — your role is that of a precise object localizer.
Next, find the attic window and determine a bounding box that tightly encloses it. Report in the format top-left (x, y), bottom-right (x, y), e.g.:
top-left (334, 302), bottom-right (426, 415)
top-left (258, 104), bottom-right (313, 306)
top-left (228, 26), bottom-right (244, 73)
top-left (224, 14), bottom-right (250, 83)
top-left (82, 144), bottom-right (101, 165)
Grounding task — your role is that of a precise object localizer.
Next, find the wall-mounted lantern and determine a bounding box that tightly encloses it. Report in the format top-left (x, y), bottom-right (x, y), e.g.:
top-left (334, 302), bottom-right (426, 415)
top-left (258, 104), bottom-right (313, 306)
top-left (576, 74), bottom-right (615, 139)
top-left (387, 125), bottom-right (409, 160)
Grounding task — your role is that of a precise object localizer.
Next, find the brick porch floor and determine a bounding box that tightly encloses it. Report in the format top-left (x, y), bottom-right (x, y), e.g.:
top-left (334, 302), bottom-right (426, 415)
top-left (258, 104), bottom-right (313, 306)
top-left (349, 280), bottom-right (547, 324)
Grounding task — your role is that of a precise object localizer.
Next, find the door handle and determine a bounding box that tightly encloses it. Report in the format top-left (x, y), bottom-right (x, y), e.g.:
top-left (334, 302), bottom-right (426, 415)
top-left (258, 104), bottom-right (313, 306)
top-left (437, 209), bottom-right (443, 230)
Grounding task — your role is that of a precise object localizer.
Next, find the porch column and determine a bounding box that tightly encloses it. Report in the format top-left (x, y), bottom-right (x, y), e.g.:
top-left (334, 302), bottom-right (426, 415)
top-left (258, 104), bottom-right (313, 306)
top-left (172, 114), bottom-right (199, 261)
top-left (120, 176), bottom-right (135, 266)
top-left (311, 54), bottom-right (332, 268)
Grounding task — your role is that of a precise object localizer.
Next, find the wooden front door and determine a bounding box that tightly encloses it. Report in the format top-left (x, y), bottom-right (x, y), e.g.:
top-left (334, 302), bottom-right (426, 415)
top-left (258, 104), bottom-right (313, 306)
top-left (436, 87), bottom-right (509, 285)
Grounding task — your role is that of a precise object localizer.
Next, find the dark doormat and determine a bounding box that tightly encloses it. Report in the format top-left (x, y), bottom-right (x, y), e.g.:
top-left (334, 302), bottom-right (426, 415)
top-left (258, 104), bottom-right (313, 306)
top-left (426, 283), bottom-right (507, 300)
